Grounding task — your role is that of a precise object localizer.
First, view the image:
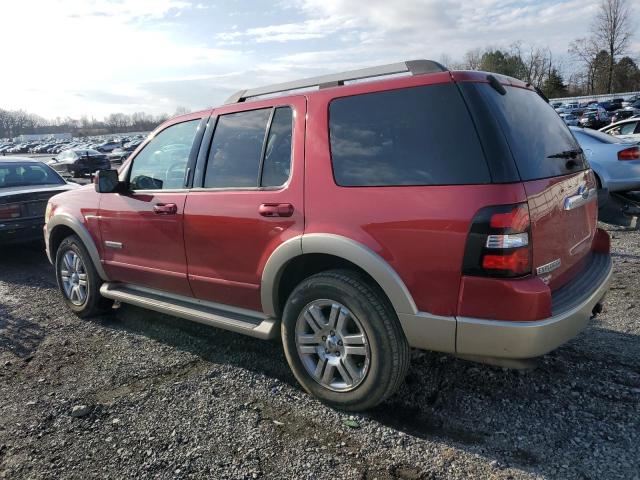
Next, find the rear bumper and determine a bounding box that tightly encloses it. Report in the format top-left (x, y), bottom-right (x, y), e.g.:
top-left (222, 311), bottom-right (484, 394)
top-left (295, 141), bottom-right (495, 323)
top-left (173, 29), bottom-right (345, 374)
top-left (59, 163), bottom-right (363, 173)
top-left (455, 253), bottom-right (612, 359)
top-left (0, 218), bottom-right (45, 245)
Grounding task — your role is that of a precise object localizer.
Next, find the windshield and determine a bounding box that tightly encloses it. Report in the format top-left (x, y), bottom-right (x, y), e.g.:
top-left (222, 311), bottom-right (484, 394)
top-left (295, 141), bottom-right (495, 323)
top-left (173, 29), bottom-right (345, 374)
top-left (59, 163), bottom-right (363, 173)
top-left (0, 163), bottom-right (65, 188)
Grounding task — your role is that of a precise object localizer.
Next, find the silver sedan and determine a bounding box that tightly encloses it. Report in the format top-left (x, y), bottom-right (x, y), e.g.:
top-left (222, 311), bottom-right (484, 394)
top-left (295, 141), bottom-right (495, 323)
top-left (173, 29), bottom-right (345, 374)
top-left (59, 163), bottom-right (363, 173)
top-left (570, 126), bottom-right (640, 226)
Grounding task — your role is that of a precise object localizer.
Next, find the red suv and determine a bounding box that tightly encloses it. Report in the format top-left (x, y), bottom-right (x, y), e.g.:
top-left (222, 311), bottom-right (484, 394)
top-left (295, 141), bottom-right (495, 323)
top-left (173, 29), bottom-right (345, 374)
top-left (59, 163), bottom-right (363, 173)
top-left (44, 60), bottom-right (612, 411)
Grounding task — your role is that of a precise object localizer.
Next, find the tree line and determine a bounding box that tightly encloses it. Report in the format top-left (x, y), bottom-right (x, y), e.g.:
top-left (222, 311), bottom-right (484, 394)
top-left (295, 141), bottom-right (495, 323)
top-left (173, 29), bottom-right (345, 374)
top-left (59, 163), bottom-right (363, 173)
top-left (447, 0), bottom-right (638, 99)
top-left (0, 107), bottom-right (190, 139)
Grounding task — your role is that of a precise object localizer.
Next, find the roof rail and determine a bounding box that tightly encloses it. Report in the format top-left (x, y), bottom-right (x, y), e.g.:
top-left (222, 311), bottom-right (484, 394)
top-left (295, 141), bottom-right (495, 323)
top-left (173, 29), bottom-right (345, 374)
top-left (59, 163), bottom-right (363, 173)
top-left (224, 59), bottom-right (448, 104)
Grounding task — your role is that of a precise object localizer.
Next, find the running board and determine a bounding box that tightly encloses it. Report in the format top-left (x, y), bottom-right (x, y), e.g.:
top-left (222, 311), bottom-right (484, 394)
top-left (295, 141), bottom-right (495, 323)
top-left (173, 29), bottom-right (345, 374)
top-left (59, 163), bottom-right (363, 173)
top-left (99, 283), bottom-right (278, 340)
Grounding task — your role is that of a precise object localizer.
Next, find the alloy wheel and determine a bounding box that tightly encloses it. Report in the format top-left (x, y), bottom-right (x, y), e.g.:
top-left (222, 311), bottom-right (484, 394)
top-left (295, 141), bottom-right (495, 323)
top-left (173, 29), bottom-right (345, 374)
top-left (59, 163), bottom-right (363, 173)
top-left (60, 250), bottom-right (88, 306)
top-left (295, 299), bottom-right (370, 392)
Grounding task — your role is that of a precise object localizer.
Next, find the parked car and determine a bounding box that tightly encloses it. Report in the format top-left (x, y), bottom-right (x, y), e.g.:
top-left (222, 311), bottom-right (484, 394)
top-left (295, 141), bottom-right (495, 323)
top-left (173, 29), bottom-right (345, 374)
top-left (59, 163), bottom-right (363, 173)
top-left (0, 158), bottom-right (77, 244)
top-left (571, 127), bottom-right (640, 227)
top-left (47, 149), bottom-right (110, 177)
top-left (44, 61), bottom-right (612, 411)
top-left (600, 118), bottom-right (640, 142)
top-left (107, 143), bottom-right (139, 165)
top-left (580, 109), bottom-right (609, 129)
top-left (560, 113), bottom-right (579, 126)
top-left (609, 109), bottom-right (639, 124)
top-left (95, 141), bottom-right (121, 153)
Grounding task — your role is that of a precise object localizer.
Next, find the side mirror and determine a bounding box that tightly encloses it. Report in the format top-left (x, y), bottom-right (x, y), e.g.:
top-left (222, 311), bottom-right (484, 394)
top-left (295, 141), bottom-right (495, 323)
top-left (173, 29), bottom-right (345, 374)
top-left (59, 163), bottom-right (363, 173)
top-left (94, 169), bottom-right (123, 193)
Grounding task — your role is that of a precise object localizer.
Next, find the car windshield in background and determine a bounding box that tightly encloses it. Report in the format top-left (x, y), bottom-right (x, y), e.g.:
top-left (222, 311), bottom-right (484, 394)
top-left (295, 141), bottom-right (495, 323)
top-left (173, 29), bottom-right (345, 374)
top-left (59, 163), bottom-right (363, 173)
top-left (472, 84), bottom-right (587, 181)
top-left (0, 162), bottom-right (64, 188)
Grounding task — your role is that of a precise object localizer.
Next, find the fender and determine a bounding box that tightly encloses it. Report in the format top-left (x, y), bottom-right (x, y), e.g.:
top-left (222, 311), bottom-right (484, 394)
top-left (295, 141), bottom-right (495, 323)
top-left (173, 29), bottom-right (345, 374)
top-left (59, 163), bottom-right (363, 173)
top-left (260, 233), bottom-right (418, 318)
top-left (45, 213), bottom-right (110, 281)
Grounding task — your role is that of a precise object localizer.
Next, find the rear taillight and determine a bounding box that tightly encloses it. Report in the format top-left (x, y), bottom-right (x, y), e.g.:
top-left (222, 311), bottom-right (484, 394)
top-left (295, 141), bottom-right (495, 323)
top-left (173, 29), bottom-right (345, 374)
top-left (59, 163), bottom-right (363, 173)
top-left (617, 146), bottom-right (640, 161)
top-left (0, 203), bottom-right (21, 220)
top-left (462, 203), bottom-right (532, 278)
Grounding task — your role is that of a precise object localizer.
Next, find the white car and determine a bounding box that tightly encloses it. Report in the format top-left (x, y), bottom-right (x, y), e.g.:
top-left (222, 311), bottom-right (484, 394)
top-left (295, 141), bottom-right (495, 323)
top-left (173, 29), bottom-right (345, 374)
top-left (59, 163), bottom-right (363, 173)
top-left (599, 118), bottom-right (640, 142)
top-left (559, 113), bottom-right (579, 126)
top-left (570, 126), bottom-right (640, 226)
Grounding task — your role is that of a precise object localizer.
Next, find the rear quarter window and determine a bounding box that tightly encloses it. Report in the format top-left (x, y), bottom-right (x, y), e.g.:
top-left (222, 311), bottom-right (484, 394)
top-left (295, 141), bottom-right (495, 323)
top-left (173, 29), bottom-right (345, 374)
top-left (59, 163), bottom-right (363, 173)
top-left (328, 84), bottom-right (490, 186)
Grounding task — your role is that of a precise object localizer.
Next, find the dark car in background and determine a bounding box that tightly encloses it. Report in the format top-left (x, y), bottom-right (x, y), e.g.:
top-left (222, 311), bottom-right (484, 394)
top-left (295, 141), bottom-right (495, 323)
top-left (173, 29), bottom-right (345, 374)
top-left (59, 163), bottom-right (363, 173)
top-left (580, 110), bottom-right (609, 129)
top-left (48, 149), bottom-right (110, 177)
top-left (610, 109), bottom-right (640, 124)
top-left (0, 158), bottom-right (77, 245)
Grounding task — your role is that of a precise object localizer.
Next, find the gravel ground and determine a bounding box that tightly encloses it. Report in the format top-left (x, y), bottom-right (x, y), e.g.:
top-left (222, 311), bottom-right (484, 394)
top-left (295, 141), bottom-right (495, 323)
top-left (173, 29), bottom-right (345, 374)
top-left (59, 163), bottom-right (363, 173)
top-left (0, 226), bottom-right (638, 479)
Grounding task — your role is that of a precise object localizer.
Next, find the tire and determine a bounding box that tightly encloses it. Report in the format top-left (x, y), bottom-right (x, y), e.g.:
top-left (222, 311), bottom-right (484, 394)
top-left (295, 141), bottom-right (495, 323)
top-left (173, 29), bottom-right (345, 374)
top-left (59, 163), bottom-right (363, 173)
top-left (281, 269), bottom-right (410, 411)
top-left (54, 235), bottom-right (113, 318)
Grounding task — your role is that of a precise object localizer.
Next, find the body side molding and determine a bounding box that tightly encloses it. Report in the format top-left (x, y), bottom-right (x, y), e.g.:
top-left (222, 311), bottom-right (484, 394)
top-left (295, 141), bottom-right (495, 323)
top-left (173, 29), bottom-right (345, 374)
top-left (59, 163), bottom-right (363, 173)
top-left (45, 213), bottom-right (110, 281)
top-left (260, 233), bottom-right (419, 317)
top-left (260, 236), bottom-right (303, 317)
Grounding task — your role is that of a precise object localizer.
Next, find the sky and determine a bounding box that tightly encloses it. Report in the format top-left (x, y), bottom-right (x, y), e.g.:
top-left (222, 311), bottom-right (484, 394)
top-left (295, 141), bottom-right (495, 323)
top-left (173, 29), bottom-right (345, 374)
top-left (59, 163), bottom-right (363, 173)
top-left (1, 0), bottom-right (638, 119)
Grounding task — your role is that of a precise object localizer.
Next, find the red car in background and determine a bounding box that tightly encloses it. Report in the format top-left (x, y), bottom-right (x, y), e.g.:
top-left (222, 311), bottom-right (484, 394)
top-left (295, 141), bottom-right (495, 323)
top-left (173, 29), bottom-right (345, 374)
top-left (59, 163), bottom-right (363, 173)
top-left (44, 60), bottom-right (612, 411)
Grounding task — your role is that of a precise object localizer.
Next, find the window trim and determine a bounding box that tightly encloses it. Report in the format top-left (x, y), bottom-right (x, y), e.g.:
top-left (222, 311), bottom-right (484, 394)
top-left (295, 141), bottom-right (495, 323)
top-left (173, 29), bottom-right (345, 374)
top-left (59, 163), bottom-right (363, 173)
top-left (198, 104), bottom-right (295, 191)
top-left (124, 117), bottom-right (204, 192)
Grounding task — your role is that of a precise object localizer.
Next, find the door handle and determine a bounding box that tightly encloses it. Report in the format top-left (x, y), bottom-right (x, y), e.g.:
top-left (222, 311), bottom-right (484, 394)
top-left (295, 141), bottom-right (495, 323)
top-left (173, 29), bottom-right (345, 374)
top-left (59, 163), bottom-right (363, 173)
top-left (153, 203), bottom-right (178, 215)
top-left (259, 203), bottom-right (294, 217)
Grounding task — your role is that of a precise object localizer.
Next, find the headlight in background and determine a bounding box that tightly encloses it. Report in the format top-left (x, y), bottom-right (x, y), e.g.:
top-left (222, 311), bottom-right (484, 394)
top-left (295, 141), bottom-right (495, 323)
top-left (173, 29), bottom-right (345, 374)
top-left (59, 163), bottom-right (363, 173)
top-left (44, 202), bottom-right (53, 222)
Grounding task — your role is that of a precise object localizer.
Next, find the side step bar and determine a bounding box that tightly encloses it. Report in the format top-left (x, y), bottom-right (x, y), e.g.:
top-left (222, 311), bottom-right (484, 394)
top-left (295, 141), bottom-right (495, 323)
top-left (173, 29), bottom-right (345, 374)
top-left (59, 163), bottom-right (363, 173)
top-left (100, 283), bottom-right (278, 340)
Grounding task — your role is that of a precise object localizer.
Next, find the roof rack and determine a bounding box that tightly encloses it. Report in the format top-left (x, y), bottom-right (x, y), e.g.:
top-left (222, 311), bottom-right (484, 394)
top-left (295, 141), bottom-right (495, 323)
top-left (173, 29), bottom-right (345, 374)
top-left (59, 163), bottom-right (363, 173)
top-left (225, 59), bottom-right (448, 104)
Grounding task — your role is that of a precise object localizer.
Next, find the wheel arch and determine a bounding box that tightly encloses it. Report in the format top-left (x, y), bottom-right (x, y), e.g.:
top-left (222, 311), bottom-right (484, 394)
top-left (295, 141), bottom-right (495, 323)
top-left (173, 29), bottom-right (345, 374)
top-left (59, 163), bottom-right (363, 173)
top-left (46, 214), bottom-right (109, 281)
top-left (261, 234), bottom-right (418, 318)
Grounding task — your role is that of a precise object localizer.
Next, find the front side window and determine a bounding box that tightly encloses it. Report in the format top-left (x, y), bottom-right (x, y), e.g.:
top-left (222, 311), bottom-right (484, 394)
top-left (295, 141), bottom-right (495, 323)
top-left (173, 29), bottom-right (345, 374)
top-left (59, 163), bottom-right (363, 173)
top-left (204, 106), bottom-right (293, 188)
top-left (129, 119), bottom-right (199, 190)
top-left (329, 84), bottom-right (490, 186)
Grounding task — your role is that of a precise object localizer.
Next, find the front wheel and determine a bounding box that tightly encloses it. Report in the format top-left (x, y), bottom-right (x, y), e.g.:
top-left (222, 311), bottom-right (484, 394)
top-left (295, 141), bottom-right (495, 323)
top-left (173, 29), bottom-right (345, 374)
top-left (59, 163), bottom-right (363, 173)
top-left (281, 270), bottom-right (410, 411)
top-left (55, 235), bottom-right (113, 317)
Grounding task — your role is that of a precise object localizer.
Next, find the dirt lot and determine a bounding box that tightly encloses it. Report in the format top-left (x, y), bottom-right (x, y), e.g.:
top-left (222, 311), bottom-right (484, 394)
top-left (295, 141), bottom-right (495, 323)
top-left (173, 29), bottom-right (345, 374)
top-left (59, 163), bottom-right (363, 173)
top-left (0, 226), bottom-right (638, 479)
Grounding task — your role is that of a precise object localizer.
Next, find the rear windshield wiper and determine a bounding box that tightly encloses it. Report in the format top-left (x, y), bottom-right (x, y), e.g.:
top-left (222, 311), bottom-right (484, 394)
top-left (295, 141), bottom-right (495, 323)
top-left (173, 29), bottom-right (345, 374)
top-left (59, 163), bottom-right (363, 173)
top-left (547, 148), bottom-right (583, 159)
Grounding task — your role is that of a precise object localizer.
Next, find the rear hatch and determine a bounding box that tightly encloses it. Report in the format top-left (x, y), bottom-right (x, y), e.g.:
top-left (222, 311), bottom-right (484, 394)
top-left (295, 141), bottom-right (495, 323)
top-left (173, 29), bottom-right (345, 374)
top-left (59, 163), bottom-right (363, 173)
top-left (458, 78), bottom-right (597, 290)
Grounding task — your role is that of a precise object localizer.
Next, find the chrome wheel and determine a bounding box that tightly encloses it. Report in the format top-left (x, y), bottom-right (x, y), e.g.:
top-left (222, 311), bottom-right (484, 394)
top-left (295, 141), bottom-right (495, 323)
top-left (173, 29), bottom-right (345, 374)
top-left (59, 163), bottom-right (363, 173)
top-left (295, 299), bottom-right (370, 392)
top-left (60, 250), bottom-right (88, 306)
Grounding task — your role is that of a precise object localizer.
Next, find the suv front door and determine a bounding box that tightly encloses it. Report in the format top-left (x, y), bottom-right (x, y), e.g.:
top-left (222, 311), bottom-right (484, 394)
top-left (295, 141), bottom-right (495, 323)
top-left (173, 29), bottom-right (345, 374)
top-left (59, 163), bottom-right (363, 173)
top-left (98, 115), bottom-right (206, 297)
top-left (183, 97), bottom-right (305, 312)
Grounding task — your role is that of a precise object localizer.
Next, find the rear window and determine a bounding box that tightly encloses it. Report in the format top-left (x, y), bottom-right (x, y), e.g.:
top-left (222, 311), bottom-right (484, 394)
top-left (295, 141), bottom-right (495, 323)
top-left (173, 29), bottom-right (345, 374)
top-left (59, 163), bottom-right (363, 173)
top-left (574, 128), bottom-right (625, 144)
top-left (329, 84), bottom-right (490, 186)
top-left (0, 163), bottom-right (64, 188)
top-left (475, 84), bottom-right (587, 181)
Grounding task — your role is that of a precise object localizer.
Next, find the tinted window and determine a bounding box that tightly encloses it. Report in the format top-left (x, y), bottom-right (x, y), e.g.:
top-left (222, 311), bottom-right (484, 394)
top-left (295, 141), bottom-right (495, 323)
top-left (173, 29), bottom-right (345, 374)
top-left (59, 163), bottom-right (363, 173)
top-left (204, 109), bottom-right (271, 188)
top-left (475, 84), bottom-right (587, 181)
top-left (261, 107), bottom-right (293, 187)
top-left (0, 163), bottom-right (64, 188)
top-left (129, 119), bottom-right (199, 190)
top-left (329, 84), bottom-right (490, 186)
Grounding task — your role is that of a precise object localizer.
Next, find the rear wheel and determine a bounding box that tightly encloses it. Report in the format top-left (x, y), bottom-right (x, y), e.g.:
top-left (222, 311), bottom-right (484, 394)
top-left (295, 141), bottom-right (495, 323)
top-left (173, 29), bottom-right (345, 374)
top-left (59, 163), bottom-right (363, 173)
top-left (281, 270), bottom-right (410, 411)
top-left (55, 235), bottom-right (113, 317)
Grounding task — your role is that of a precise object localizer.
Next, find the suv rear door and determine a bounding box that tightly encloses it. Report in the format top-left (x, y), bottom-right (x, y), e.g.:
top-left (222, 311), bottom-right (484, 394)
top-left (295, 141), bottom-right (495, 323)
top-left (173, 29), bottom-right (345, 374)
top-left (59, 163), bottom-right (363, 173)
top-left (464, 81), bottom-right (597, 289)
top-left (183, 96), bottom-right (305, 312)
